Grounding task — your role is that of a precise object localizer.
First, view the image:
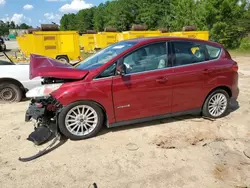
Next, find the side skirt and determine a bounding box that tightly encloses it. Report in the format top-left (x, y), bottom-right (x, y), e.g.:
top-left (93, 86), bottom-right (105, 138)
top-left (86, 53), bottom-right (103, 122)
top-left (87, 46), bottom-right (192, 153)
top-left (108, 108), bottom-right (201, 128)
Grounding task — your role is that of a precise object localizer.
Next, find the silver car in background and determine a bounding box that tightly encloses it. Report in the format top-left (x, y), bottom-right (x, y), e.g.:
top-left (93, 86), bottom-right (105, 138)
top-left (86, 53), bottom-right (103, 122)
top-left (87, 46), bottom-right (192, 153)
top-left (0, 52), bottom-right (41, 102)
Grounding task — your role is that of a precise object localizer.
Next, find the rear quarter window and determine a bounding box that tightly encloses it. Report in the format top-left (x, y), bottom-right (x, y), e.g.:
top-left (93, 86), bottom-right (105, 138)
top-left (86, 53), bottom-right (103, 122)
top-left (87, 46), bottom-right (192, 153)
top-left (206, 45), bottom-right (221, 60)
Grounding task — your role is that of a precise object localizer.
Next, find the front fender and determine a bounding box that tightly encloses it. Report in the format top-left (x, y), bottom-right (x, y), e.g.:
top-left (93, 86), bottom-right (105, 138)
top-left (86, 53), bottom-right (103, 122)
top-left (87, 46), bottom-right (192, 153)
top-left (51, 79), bottom-right (115, 123)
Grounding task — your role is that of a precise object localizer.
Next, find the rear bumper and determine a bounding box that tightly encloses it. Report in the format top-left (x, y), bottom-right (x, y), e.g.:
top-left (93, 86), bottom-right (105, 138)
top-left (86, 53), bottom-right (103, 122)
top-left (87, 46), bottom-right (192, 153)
top-left (232, 87), bottom-right (239, 100)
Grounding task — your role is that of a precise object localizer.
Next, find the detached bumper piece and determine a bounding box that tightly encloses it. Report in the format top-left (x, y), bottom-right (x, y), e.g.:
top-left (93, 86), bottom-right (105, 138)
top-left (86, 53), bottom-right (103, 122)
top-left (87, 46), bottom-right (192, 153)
top-left (27, 126), bottom-right (53, 145)
top-left (19, 133), bottom-right (62, 162)
top-left (19, 97), bottom-right (64, 162)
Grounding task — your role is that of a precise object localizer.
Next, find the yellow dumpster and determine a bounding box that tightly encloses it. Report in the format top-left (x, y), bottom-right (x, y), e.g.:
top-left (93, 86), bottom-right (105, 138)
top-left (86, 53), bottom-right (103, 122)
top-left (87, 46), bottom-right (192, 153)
top-left (17, 35), bottom-right (27, 54)
top-left (21, 31), bottom-right (81, 62)
top-left (164, 32), bottom-right (183, 37)
top-left (117, 31), bottom-right (162, 41)
top-left (79, 34), bottom-right (96, 53)
top-left (94, 32), bottom-right (118, 49)
top-left (23, 34), bottom-right (35, 56)
top-left (181, 31), bottom-right (209, 40)
top-left (160, 31), bottom-right (209, 40)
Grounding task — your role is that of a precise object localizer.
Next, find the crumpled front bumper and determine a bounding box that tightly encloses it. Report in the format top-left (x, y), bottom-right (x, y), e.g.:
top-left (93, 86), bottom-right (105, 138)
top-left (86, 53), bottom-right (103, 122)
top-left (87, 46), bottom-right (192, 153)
top-left (24, 97), bottom-right (62, 145)
top-left (25, 103), bottom-right (46, 122)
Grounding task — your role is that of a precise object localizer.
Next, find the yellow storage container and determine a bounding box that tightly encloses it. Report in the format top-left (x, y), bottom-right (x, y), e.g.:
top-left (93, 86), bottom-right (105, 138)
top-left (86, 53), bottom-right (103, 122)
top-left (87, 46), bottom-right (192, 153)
top-left (19, 31), bottom-right (81, 62)
top-left (168, 32), bottom-right (184, 37)
top-left (94, 32), bottom-right (118, 49)
top-left (79, 34), bottom-right (96, 53)
top-left (160, 31), bottom-right (209, 40)
top-left (181, 31), bottom-right (209, 40)
top-left (17, 35), bottom-right (27, 54)
top-left (23, 34), bottom-right (35, 56)
top-left (117, 31), bottom-right (162, 41)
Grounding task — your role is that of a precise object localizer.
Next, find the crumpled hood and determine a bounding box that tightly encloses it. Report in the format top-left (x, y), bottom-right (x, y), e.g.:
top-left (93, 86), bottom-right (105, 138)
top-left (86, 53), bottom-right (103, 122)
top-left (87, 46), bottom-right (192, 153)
top-left (30, 54), bottom-right (89, 79)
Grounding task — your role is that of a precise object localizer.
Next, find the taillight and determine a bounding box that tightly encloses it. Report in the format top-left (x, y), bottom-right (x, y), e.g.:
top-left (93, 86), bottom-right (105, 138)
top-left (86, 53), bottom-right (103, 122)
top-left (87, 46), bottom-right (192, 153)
top-left (232, 62), bottom-right (238, 72)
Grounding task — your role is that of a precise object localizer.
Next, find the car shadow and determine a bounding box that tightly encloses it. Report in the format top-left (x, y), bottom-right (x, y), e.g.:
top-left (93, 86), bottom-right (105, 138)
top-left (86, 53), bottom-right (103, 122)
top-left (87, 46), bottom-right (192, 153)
top-left (98, 101), bottom-right (240, 136)
top-left (98, 115), bottom-right (199, 136)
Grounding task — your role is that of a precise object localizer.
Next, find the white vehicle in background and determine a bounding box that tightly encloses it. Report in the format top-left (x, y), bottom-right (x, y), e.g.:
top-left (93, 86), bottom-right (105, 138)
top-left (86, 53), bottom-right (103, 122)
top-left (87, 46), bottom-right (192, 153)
top-left (0, 52), bottom-right (41, 102)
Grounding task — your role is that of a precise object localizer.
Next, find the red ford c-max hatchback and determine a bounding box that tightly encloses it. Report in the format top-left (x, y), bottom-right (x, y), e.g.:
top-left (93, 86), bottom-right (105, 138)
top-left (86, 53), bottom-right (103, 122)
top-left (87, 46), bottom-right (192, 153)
top-left (25, 37), bottom-right (239, 144)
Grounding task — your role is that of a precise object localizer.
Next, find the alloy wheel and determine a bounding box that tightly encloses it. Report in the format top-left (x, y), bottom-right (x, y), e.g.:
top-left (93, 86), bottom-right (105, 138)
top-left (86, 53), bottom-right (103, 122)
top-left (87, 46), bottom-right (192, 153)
top-left (65, 105), bottom-right (98, 136)
top-left (208, 93), bottom-right (227, 117)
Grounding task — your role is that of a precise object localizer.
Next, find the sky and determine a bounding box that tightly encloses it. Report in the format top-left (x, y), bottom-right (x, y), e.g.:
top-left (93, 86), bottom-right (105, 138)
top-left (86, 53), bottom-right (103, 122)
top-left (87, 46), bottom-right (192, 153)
top-left (0, 0), bottom-right (106, 27)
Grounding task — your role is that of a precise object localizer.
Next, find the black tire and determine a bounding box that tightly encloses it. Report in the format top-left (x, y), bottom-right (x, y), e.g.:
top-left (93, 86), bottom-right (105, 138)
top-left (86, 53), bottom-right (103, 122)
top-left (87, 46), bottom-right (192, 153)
top-left (58, 101), bottom-right (104, 140)
top-left (0, 82), bottom-right (23, 102)
top-left (56, 56), bottom-right (69, 64)
top-left (202, 89), bottom-right (229, 118)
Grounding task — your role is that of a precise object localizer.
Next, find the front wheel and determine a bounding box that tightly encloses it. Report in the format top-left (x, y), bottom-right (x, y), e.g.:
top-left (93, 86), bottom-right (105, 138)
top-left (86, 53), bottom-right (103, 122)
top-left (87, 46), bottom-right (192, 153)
top-left (202, 89), bottom-right (229, 118)
top-left (58, 101), bottom-right (104, 140)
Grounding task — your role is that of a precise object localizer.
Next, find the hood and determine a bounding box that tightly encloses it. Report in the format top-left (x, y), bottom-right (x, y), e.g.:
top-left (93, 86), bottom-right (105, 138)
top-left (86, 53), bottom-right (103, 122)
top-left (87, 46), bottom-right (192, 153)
top-left (30, 54), bottom-right (89, 79)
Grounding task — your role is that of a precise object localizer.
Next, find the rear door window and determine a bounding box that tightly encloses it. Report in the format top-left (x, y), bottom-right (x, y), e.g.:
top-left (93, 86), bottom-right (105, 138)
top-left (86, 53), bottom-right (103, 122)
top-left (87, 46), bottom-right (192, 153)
top-left (172, 41), bottom-right (208, 67)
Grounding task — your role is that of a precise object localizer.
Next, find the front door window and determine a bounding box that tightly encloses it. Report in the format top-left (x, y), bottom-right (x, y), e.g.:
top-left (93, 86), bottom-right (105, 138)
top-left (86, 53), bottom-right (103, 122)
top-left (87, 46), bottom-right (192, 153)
top-left (123, 42), bottom-right (168, 74)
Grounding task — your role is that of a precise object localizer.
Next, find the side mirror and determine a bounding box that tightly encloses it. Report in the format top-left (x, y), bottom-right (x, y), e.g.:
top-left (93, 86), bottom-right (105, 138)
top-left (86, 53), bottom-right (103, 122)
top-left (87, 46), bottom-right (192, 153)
top-left (116, 59), bottom-right (126, 76)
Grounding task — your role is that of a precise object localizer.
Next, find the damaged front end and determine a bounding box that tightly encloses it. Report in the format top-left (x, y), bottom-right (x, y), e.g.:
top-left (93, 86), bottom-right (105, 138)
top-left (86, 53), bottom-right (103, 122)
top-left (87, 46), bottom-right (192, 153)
top-left (19, 54), bottom-right (88, 161)
top-left (19, 95), bottom-right (64, 162)
top-left (25, 96), bottom-right (62, 145)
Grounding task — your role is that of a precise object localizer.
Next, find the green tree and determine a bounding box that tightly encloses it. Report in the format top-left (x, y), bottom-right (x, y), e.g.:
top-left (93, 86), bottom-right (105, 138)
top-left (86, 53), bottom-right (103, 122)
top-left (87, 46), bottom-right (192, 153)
top-left (93, 3), bottom-right (105, 31)
top-left (19, 23), bottom-right (31, 29)
top-left (76, 8), bottom-right (94, 32)
top-left (59, 0), bottom-right (250, 49)
top-left (10, 21), bottom-right (15, 29)
top-left (60, 13), bottom-right (77, 30)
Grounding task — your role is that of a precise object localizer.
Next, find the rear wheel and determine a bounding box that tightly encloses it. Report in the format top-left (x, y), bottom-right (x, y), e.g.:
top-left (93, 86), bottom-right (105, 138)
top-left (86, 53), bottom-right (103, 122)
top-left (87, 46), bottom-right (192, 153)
top-left (58, 101), bottom-right (104, 140)
top-left (202, 89), bottom-right (229, 118)
top-left (0, 82), bottom-right (23, 102)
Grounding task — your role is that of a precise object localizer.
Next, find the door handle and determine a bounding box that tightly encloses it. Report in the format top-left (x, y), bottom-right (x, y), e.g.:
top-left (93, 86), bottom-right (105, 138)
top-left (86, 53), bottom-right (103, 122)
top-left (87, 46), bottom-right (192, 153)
top-left (156, 77), bottom-right (168, 83)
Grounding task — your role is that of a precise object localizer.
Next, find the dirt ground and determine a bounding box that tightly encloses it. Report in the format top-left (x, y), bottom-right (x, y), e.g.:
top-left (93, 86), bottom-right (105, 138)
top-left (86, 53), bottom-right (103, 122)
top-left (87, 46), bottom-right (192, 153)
top-left (1, 50), bottom-right (250, 188)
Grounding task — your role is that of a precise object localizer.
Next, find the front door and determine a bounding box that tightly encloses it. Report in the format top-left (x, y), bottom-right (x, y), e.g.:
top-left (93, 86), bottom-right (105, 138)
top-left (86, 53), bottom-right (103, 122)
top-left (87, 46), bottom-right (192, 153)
top-left (112, 42), bottom-right (174, 122)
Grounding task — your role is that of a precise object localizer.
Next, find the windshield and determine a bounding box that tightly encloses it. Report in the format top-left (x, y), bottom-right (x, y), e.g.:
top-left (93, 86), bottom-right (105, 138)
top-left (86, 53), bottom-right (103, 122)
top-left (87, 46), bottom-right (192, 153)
top-left (76, 41), bottom-right (138, 70)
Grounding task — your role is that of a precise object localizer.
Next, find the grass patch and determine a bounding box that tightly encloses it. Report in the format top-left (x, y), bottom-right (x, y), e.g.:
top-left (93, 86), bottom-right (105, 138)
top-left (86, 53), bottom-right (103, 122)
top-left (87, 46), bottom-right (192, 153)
top-left (229, 49), bottom-right (250, 56)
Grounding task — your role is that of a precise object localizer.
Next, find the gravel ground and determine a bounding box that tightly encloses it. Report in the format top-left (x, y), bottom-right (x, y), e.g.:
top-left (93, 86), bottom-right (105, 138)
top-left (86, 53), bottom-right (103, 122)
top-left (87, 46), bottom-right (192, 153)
top-left (0, 43), bottom-right (250, 188)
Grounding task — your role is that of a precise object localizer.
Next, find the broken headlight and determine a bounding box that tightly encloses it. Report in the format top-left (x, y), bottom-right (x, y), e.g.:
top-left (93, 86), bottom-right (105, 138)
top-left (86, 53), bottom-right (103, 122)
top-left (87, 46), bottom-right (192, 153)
top-left (26, 83), bottom-right (63, 98)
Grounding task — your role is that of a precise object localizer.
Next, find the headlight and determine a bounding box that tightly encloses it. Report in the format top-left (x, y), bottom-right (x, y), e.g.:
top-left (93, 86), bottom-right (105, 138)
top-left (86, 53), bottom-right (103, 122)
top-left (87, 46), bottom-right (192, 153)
top-left (26, 83), bottom-right (63, 98)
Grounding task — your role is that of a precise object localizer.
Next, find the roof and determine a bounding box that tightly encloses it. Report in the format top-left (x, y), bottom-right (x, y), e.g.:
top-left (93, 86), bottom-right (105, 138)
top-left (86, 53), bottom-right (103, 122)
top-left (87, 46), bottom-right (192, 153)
top-left (127, 37), bottom-right (223, 48)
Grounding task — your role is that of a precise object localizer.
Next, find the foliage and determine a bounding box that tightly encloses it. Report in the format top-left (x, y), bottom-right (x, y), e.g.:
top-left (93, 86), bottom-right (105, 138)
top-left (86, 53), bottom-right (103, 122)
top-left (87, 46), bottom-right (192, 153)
top-left (0, 20), bottom-right (32, 36)
top-left (239, 37), bottom-right (250, 50)
top-left (59, 0), bottom-right (250, 49)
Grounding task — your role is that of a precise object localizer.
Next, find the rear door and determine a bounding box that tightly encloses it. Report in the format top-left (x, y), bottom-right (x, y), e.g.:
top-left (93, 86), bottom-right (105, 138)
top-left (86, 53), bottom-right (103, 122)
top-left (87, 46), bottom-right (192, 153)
top-left (112, 42), bottom-right (174, 122)
top-left (170, 41), bottom-right (210, 113)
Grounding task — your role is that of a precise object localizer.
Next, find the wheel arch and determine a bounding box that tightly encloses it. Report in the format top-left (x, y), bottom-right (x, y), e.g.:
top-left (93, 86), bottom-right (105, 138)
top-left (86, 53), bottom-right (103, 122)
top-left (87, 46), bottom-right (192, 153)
top-left (202, 85), bottom-right (232, 108)
top-left (61, 99), bottom-right (109, 127)
top-left (0, 78), bottom-right (26, 92)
